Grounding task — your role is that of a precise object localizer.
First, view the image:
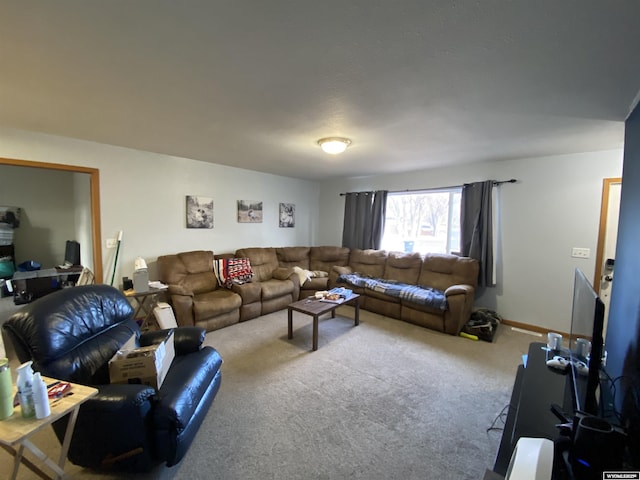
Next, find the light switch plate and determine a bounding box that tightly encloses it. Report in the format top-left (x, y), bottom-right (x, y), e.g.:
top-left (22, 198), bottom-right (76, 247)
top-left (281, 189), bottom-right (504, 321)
top-left (571, 247), bottom-right (590, 259)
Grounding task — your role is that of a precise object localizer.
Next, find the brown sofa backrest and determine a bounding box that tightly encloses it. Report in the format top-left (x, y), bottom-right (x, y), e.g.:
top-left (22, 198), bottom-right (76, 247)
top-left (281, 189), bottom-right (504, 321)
top-left (235, 247), bottom-right (279, 282)
top-left (418, 253), bottom-right (479, 291)
top-left (276, 247), bottom-right (311, 270)
top-left (310, 246), bottom-right (350, 273)
top-left (383, 251), bottom-right (423, 284)
top-left (157, 250), bottom-right (218, 295)
top-left (348, 249), bottom-right (387, 278)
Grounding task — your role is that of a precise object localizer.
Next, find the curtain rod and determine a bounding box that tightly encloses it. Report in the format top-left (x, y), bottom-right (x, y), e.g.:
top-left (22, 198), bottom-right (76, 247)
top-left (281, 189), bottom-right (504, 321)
top-left (339, 178), bottom-right (517, 196)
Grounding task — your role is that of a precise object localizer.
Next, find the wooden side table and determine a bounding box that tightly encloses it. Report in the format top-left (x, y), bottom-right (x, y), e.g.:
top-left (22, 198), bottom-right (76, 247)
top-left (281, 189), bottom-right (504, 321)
top-left (0, 377), bottom-right (98, 479)
top-left (123, 286), bottom-right (168, 330)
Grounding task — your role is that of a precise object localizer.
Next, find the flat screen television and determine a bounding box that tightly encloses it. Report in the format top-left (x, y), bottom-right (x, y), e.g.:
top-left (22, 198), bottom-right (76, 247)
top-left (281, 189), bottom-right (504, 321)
top-left (567, 268), bottom-right (606, 416)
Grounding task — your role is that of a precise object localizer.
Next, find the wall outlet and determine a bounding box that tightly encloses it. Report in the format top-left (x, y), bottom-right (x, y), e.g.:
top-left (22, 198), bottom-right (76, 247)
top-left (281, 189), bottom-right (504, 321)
top-left (106, 238), bottom-right (118, 249)
top-left (571, 247), bottom-right (590, 259)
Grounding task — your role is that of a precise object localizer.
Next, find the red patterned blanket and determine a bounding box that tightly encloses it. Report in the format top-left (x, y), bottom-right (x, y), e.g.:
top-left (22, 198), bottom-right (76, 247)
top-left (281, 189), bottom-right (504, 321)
top-left (213, 258), bottom-right (254, 288)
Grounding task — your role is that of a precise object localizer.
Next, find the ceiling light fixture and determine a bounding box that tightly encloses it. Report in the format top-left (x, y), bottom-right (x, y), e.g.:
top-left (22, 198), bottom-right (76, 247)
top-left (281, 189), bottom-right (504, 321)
top-left (317, 137), bottom-right (352, 154)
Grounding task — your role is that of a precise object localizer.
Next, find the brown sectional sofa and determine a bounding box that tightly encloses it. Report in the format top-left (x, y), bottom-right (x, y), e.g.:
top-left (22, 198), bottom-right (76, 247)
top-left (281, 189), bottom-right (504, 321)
top-left (157, 246), bottom-right (478, 336)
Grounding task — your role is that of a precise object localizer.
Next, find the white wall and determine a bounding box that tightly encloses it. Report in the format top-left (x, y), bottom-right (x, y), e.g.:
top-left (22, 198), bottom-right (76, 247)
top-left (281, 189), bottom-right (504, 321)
top-left (0, 128), bottom-right (320, 285)
top-left (317, 151), bottom-right (623, 332)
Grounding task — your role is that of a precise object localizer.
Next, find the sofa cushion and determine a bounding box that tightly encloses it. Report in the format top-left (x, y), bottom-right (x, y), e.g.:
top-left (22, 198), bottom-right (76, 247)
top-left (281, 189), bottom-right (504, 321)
top-left (261, 278), bottom-right (294, 300)
top-left (310, 246), bottom-right (350, 272)
top-left (235, 248), bottom-right (279, 282)
top-left (180, 271), bottom-right (218, 296)
top-left (383, 251), bottom-right (422, 284)
top-left (276, 246), bottom-right (310, 269)
top-left (349, 249), bottom-right (387, 278)
top-left (193, 289), bottom-right (242, 322)
top-left (419, 253), bottom-right (479, 291)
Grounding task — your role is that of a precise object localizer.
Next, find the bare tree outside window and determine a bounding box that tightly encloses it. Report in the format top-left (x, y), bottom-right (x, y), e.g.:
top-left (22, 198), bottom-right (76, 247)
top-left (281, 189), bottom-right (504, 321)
top-left (382, 189), bottom-right (461, 254)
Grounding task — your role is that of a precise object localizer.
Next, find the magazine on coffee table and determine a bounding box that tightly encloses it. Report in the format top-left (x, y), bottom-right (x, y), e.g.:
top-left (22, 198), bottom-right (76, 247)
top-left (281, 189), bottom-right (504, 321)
top-left (319, 287), bottom-right (353, 304)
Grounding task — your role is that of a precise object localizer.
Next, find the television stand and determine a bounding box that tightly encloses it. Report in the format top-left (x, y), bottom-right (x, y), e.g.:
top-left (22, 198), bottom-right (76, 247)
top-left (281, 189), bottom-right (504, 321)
top-left (494, 342), bottom-right (573, 475)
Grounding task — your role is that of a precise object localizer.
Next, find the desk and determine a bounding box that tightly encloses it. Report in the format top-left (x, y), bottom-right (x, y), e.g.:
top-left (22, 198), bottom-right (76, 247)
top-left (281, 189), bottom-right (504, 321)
top-left (0, 378), bottom-right (98, 479)
top-left (11, 267), bottom-right (84, 304)
top-left (123, 287), bottom-right (167, 331)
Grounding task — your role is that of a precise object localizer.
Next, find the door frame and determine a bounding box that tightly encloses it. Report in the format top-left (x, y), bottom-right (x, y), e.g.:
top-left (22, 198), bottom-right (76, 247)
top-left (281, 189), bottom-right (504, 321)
top-left (0, 157), bottom-right (103, 283)
top-left (593, 177), bottom-right (621, 294)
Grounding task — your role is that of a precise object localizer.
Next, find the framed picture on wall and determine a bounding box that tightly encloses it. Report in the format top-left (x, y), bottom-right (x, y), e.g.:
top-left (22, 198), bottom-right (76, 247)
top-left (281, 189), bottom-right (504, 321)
top-left (186, 196), bottom-right (213, 229)
top-left (279, 203), bottom-right (295, 228)
top-left (237, 200), bottom-right (263, 223)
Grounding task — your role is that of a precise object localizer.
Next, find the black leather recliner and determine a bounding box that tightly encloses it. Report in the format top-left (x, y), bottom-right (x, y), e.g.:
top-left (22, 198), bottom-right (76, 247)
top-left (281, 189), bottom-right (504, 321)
top-left (2, 284), bottom-right (223, 471)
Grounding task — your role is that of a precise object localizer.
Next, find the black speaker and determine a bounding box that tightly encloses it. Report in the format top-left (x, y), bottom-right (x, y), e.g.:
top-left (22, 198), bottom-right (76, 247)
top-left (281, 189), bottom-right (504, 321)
top-left (64, 240), bottom-right (81, 266)
top-left (122, 277), bottom-right (133, 290)
top-left (570, 414), bottom-right (626, 479)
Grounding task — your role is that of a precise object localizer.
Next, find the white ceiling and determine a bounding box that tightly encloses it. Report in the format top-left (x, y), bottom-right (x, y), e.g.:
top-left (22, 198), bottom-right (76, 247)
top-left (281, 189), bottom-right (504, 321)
top-left (1, 1), bottom-right (639, 181)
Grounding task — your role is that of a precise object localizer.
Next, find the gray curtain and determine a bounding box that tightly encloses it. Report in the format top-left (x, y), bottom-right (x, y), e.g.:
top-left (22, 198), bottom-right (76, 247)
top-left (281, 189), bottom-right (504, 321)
top-left (342, 190), bottom-right (388, 249)
top-left (461, 180), bottom-right (494, 287)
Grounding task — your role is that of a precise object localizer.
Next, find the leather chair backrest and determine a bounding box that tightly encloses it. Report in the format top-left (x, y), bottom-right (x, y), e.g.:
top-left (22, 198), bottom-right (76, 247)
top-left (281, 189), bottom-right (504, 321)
top-left (3, 284), bottom-right (137, 385)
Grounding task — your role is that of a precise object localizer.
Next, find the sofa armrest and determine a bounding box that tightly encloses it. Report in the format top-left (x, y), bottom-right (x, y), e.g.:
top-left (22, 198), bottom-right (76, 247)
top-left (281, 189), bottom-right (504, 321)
top-left (231, 282), bottom-right (262, 304)
top-left (169, 294), bottom-right (195, 327)
top-left (272, 266), bottom-right (294, 280)
top-left (444, 284), bottom-right (474, 296)
top-left (168, 284), bottom-right (193, 296)
top-left (139, 329), bottom-right (171, 346)
top-left (91, 383), bottom-right (157, 408)
top-left (332, 265), bottom-right (353, 275)
top-left (329, 265), bottom-right (353, 289)
top-left (443, 285), bottom-right (476, 335)
top-left (139, 327), bottom-right (206, 355)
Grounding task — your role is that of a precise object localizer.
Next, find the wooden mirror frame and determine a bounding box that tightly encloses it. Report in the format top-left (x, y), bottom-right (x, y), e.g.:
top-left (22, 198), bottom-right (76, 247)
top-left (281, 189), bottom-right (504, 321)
top-left (0, 158), bottom-right (103, 282)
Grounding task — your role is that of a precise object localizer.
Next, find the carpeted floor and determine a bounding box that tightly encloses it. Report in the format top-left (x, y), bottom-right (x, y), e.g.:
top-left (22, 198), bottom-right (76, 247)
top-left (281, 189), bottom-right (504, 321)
top-left (0, 306), bottom-right (536, 479)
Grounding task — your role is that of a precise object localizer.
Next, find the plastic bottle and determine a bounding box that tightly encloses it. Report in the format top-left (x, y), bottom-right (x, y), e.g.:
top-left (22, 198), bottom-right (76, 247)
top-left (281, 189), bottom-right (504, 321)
top-left (0, 358), bottom-right (13, 420)
top-left (33, 372), bottom-right (51, 419)
top-left (16, 360), bottom-right (35, 418)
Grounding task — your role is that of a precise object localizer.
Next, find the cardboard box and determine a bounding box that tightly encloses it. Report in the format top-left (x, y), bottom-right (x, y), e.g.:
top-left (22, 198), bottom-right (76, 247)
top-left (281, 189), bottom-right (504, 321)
top-left (108, 330), bottom-right (175, 389)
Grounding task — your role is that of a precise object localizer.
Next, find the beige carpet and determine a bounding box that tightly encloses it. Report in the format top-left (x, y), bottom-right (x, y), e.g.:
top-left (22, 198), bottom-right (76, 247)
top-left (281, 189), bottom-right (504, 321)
top-left (0, 306), bottom-right (536, 479)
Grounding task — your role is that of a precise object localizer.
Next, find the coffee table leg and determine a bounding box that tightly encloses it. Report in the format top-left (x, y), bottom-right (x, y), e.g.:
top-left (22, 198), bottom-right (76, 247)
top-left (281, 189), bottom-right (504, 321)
top-left (288, 308), bottom-right (293, 339)
top-left (313, 315), bottom-right (318, 351)
top-left (354, 296), bottom-right (360, 326)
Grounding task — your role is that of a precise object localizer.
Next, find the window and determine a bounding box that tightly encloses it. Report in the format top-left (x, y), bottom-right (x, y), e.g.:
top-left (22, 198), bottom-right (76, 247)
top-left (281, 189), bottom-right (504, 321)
top-left (381, 188), bottom-right (462, 255)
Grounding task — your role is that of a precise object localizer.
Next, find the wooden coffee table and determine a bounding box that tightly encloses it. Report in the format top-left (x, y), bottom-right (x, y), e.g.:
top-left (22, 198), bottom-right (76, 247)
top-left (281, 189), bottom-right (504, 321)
top-left (287, 294), bottom-right (360, 351)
